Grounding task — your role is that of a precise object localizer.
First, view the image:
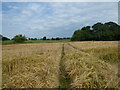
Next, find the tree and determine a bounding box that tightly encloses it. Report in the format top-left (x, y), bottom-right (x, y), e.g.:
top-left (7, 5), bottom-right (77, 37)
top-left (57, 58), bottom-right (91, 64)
top-left (2, 37), bottom-right (10, 41)
top-left (0, 35), bottom-right (10, 41)
top-left (56, 37), bottom-right (60, 40)
top-left (71, 21), bottom-right (120, 41)
top-left (0, 35), bottom-right (2, 41)
top-left (51, 38), bottom-right (55, 40)
top-left (71, 30), bottom-right (81, 41)
top-left (34, 38), bottom-right (37, 40)
top-left (13, 34), bottom-right (27, 43)
top-left (43, 36), bottom-right (46, 40)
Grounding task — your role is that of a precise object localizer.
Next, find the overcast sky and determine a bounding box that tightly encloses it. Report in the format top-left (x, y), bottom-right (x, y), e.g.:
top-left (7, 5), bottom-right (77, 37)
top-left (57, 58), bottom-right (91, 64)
top-left (2, 2), bottom-right (118, 39)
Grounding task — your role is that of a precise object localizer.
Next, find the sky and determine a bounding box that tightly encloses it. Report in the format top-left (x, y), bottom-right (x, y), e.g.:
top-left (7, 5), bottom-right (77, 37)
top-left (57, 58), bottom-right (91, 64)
top-left (1, 2), bottom-right (118, 39)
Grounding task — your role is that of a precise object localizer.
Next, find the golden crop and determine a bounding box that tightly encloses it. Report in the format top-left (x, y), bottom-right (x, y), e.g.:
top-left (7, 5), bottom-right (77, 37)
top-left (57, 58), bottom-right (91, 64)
top-left (2, 43), bottom-right (62, 88)
top-left (2, 41), bottom-right (119, 88)
top-left (63, 41), bottom-right (118, 88)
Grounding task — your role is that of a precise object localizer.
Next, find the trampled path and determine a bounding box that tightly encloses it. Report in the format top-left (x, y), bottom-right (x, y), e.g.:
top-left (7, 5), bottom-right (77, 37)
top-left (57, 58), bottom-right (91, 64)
top-left (59, 44), bottom-right (70, 88)
top-left (59, 43), bottom-right (91, 89)
top-left (67, 43), bottom-right (102, 60)
top-left (59, 43), bottom-right (93, 89)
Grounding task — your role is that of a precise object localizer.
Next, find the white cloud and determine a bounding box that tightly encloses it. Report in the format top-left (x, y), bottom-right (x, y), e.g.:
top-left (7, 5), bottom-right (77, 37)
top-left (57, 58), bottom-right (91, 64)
top-left (21, 10), bottom-right (32, 17)
top-left (28, 3), bottom-right (41, 11)
top-left (2, 2), bottom-right (118, 38)
top-left (8, 5), bottom-right (19, 9)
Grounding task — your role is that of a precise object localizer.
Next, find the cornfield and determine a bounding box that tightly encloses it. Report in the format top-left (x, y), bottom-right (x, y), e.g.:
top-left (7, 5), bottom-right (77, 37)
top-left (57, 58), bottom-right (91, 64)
top-left (2, 41), bottom-right (119, 88)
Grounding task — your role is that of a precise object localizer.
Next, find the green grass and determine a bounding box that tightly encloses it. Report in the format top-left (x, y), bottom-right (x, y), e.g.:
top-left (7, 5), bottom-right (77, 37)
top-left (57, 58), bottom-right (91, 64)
top-left (25, 39), bottom-right (70, 43)
top-left (2, 39), bottom-right (70, 45)
top-left (1, 40), bottom-right (15, 45)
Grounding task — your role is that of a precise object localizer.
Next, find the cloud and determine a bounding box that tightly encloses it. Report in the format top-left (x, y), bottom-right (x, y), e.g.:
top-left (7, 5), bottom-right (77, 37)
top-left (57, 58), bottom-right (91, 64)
top-left (2, 2), bottom-right (118, 38)
top-left (8, 5), bottom-right (19, 9)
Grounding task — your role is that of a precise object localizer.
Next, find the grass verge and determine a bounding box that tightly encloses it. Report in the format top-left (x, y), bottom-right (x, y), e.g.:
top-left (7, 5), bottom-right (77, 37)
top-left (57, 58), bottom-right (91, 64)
top-left (2, 39), bottom-right (70, 45)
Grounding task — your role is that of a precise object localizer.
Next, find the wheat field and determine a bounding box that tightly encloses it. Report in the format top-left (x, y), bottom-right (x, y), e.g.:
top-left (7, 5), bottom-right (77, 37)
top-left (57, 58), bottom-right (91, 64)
top-left (63, 42), bottom-right (118, 88)
top-left (2, 43), bottom-right (62, 88)
top-left (2, 41), bottom-right (119, 88)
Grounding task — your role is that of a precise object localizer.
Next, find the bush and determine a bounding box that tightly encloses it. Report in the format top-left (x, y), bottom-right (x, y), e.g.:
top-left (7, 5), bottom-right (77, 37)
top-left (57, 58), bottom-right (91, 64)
top-left (13, 34), bottom-right (27, 43)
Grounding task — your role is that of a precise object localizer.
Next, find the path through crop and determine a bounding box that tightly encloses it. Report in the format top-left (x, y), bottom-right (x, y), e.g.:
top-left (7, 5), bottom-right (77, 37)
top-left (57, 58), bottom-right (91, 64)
top-left (59, 44), bottom-right (70, 88)
top-left (67, 43), bottom-right (99, 58)
top-left (67, 43), bottom-right (85, 52)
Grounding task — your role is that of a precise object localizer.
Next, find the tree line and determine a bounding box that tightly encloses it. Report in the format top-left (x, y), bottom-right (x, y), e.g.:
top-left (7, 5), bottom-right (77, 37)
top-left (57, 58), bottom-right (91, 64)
top-left (28, 36), bottom-right (70, 40)
top-left (71, 22), bottom-right (120, 41)
top-left (0, 34), bottom-right (70, 43)
top-left (1, 21), bottom-right (120, 43)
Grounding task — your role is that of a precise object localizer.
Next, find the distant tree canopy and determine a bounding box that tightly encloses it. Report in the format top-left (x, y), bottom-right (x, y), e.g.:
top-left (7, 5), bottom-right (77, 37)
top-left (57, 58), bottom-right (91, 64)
top-left (13, 34), bottom-right (27, 43)
top-left (0, 34), bottom-right (10, 41)
top-left (51, 37), bottom-right (70, 40)
top-left (43, 36), bottom-right (46, 40)
top-left (71, 22), bottom-right (120, 41)
top-left (28, 38), bottom-right (38, 40)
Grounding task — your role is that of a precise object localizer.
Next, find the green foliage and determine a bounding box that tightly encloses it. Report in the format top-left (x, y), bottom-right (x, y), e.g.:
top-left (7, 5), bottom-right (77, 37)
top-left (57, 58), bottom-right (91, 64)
top-left (43, 36), bottom-right (46, 40)
top-left (0, 34), bottom-right (10, 41)
top-left (71, 22), bottom-right (120, 41)
top-left (2, 40), bottom-right (14, 45)
top-left (13, 34), bottom-right (27, 43)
